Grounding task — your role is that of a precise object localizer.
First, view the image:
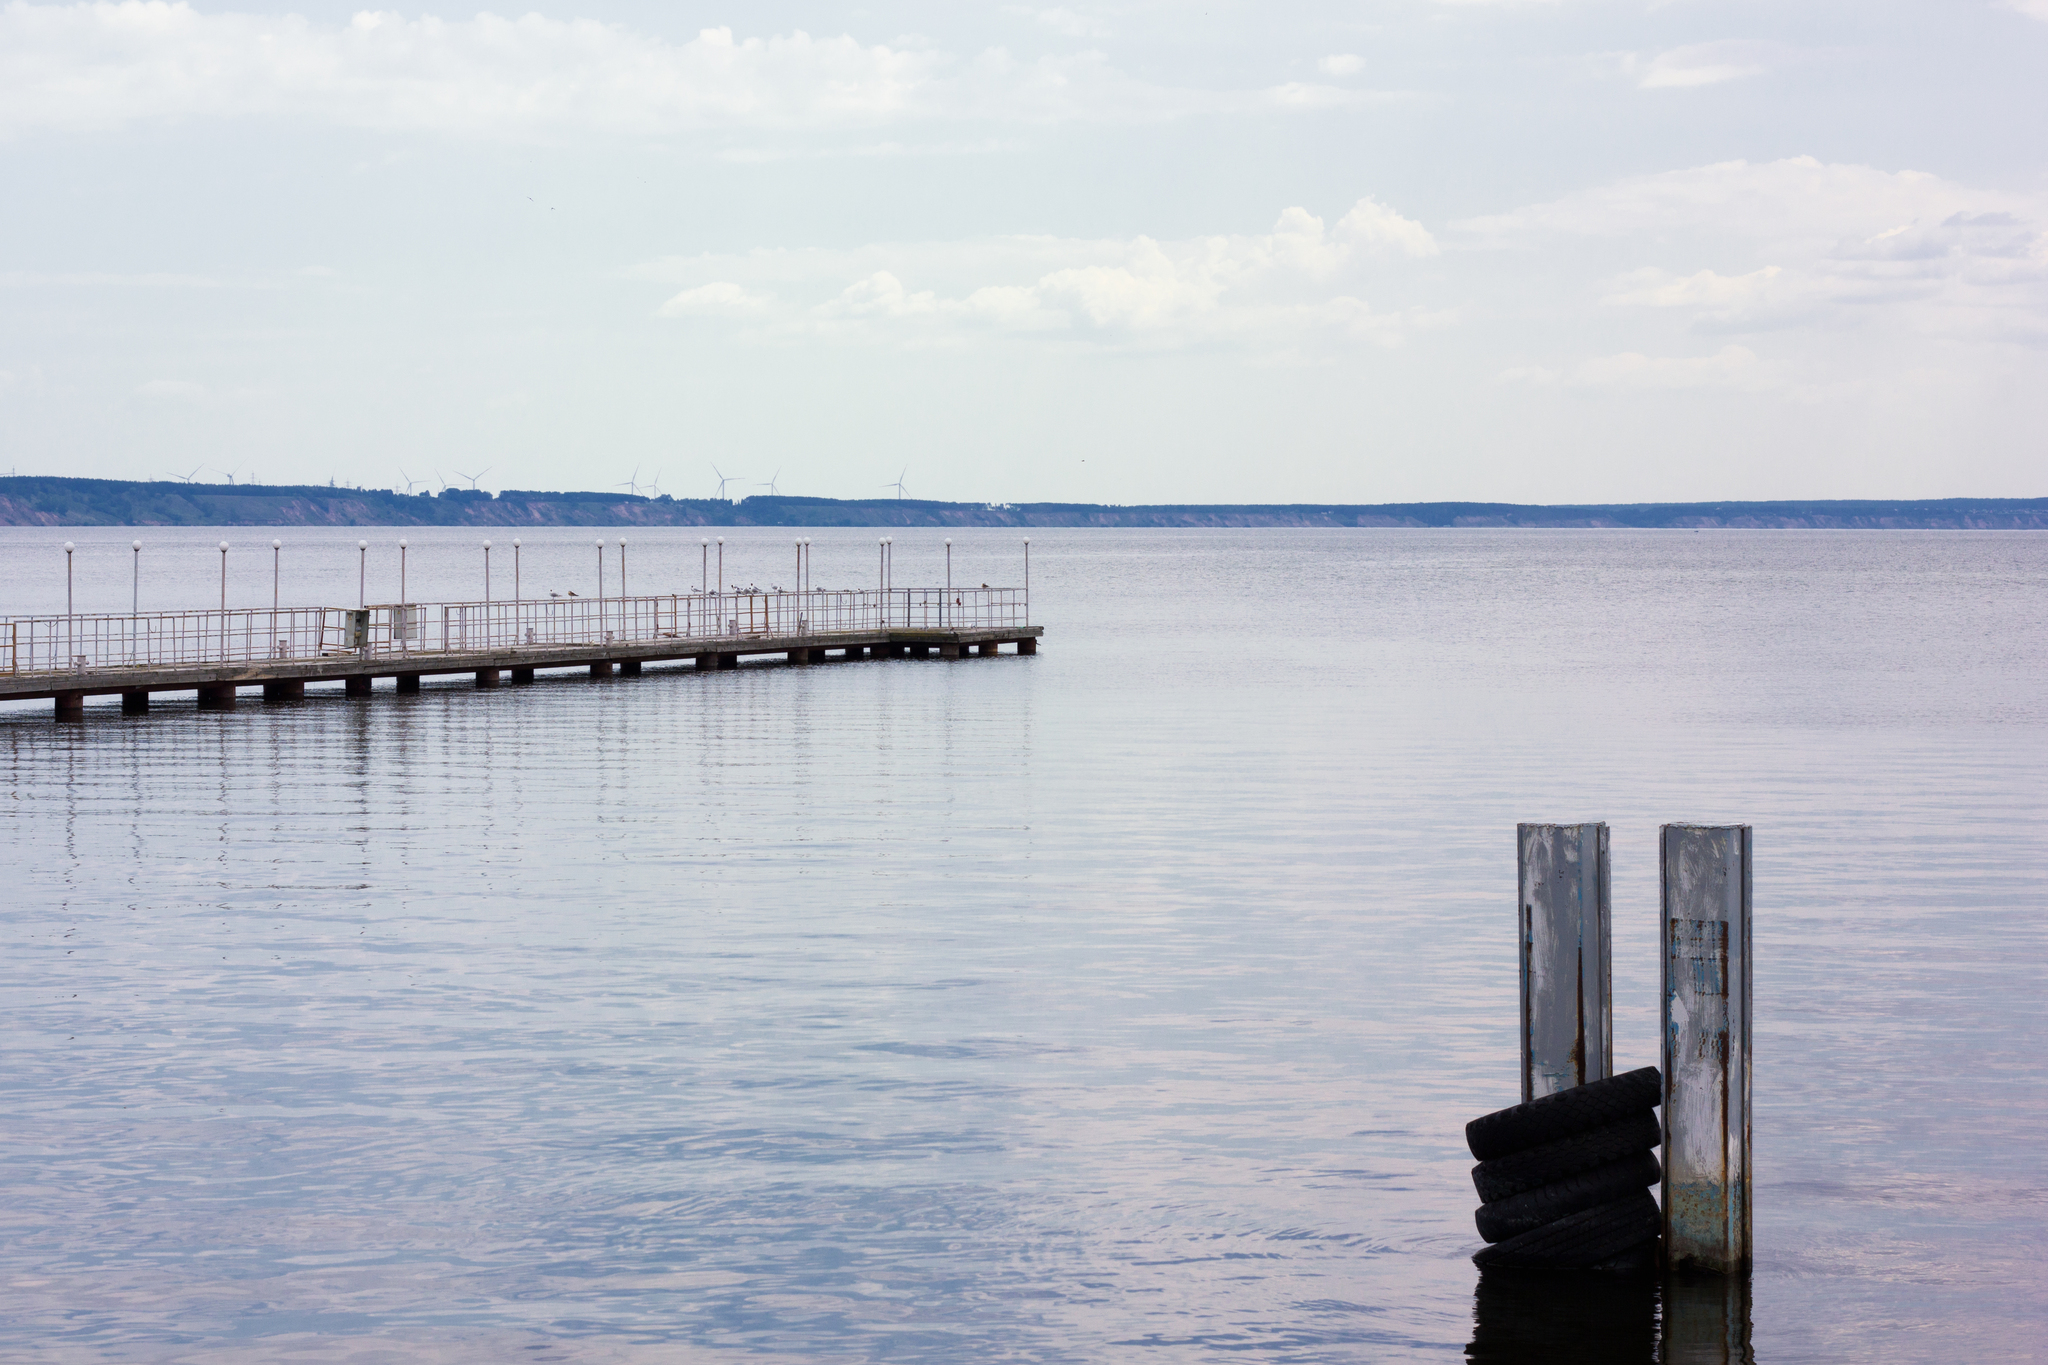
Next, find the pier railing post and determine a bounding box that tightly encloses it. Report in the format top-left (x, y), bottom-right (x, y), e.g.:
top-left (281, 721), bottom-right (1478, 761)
top-left (1661, 823), bottom-right (1753, 1275)
top-left (1517, 822), bottom-right (1612, 1101)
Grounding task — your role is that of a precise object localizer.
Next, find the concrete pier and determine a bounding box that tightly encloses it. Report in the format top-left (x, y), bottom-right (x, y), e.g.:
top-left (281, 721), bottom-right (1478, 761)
top-left (8, 613), bottom-right (1044, 719)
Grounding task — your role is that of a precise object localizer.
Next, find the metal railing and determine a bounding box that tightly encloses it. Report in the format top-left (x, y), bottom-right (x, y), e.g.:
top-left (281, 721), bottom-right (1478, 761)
top-left (0, 588), bottom-right (1026, 677)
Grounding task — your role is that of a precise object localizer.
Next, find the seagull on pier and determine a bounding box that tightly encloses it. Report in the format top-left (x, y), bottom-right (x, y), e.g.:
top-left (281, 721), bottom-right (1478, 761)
top-left (549, 591), bottom-right (562, 598)
top-left (567, 590), bottom-right (579, 597)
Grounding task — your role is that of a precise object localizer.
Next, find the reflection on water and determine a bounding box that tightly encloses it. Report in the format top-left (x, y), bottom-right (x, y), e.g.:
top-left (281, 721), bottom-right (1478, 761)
top-left (4, 528), bottom-right (2045, 1362)
top-left (1468, 1269), bottom-right (1658, 1364)
top-left (1662, 1272), bottom-right (1755, 1365)
top-left (1468, 1270), bottom-right (1753, 1365)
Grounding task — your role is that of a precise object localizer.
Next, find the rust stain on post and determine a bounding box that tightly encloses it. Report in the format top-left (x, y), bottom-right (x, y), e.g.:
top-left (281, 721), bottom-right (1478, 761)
top-left (1517, 823), bottom-right (1611, 1102)
top-left (1661, 823), bottom-right (1753, 1275)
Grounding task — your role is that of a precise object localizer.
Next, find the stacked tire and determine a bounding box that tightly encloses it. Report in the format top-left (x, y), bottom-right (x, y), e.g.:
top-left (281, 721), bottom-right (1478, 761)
top-left (1467, 1066), bottom-right (1663, 1270)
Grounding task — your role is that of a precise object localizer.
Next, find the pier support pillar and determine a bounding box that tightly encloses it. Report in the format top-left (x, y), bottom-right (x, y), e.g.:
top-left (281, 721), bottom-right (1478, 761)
top-left (263, 680), bottom-right (305, 702)
top-left (121, 690), bottom-right (150, 715)
top-left (511, 666), bottom-right (535, 684)
top-left (54, 690), bottom-right (85, 722)
top-left (620, 660), bottom-right (642, 677)
top-left (718, 653), bottom-right (739, 670)
top-left (1661, 824), bottom-right (1753, 1275)
top-left (843, 645), bottom-right (866, 659)
top-left (977, 642), bottom-right (999, 656)
top-left (695, 654), bottom-right (718, 670)
top-left (475, 668), bottom-right (501, 689)
top-left (197, 684), bottom-right (237, 711)
top-left (940, 643), bottom-right (964, 660)
top-left (1517, 823), bottom-right (1612, 1101)
top-left (807, 647), bottom-right (829, 663)
top-left (345, 675), bottom-right (373, 696)
top-left (589, 661), bottom-right (613, 678)
top-left (1018, 637), bottom-right (1036, 655)
top-left (395, 674), bottom-right (420, 694)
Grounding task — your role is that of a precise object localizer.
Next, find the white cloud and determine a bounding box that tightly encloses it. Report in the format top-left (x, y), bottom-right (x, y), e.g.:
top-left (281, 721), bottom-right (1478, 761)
top-left (1318, 53), bottom-right (1365, 76)
top-left (643, 199), bottom-right (1440, 352)
top-left (657, 281), bottom-right (774, 318)
top-left (2007, 1), bottom-right (2048, 20)
top-left (0, 3), bottom-right (1393, 138)
top-left (1620, 42), bottom-right (1774, 90)
top-left (1456, 157), bottom-right (2040, 253)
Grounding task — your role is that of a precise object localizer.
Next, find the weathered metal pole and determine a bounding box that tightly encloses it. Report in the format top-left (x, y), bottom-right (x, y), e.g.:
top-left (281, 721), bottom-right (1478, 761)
top-left (1517, 823), bottom-right (1612, 1101)
top-left (1661, 823), bottom-right (1753, 1275)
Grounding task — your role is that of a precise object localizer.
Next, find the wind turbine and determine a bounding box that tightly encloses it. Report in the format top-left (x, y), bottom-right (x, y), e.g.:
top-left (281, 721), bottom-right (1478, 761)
top-left (712, 464), bottom-right (743, 500)
top-left (454, 467), bottom-right (491, 491)
top-left (397, 470), bottom-right (428, 494)
top-left (171, 466), bottom-right (202, 483)
top-left (616, 465), bottom-right (645, 496)
top-left (882, 467), bottom-right (910, 501)
top-left (758, 468), bottom-right (782, 496)
top-left (645, 469), bottom-right (664, 497)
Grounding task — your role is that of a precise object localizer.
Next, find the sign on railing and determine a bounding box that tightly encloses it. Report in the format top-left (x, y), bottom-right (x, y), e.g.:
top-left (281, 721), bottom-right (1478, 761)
top-left (0, 588), bottom-right (1026, 676)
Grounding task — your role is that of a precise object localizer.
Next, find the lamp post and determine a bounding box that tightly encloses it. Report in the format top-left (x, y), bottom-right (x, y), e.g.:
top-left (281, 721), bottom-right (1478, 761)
top-left (803, 537), bottom-right (811, 593)
top-left (595, 539), bottom-right (604, 603)
top-left (701, 538), bottom-right (708, 595)
top-left (513, 538), bottom-right (521, 601)
top-left (483, 540), bottom-right (492, 604)
top-left (132, 540), bottom-right (141, 615)
top-left (358, 540), bottom-right (367, 607)
top-left (1023, 537), bottom-right (1030, 626)
top-left (399, 539), bottom-right (408, 652)
top-left (271, 538), bottom-right (281, 611)
top-left (219, 541), bottom-right (230, 660)
top-left (943, 538), bottom-right (951, 629)
top-left (717, 537), bottom-right (723, 595)
top-left (64, 541), bottom-right (74, 664)
top-left (619, 537), bottom-right (628, 599)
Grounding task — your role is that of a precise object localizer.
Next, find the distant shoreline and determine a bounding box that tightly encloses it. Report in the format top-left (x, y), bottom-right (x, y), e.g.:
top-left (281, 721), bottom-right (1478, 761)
top-left (1, 477), bottom-right (2043, 530)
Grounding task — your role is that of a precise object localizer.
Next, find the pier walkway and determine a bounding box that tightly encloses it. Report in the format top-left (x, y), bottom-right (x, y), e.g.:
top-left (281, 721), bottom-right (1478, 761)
top-left (3, 588), bottom-right (1040, 719)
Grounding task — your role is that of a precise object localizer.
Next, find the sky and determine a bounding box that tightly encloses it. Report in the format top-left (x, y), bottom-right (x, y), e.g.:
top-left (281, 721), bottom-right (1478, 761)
top-left (1, 0), bottom-right (2044, 506)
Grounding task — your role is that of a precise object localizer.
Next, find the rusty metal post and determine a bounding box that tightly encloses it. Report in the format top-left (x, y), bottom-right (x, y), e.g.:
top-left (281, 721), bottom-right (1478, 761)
top-left (1517, 823), bottom-right (1612, 1101)
top-left (1661, 824), bottom-right (1753, 1275)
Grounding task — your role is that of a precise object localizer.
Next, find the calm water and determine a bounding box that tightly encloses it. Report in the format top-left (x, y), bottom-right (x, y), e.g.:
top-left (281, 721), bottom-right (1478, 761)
top-left (3, 528), bottom-right (2045, 1363)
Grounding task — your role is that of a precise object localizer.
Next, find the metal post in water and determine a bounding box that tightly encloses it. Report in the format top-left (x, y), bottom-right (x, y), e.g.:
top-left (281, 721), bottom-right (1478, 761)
top-left (1517, 823), bottom-right (1612, 1101)
top-left (1661, 823), bottom-right (1753, 1275)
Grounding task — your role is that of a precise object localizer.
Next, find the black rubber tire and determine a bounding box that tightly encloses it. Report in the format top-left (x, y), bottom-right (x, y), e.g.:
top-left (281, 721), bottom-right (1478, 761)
top-left (1466, 1066), bottom-right (1662, 1161)
top-left (1470, 1191), bottom-right (1661, 1270)
top-left (1475, 1151), bottom-right (1662, 1243)
top-left (1471, 1110), bottom-right (1660, 1205)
